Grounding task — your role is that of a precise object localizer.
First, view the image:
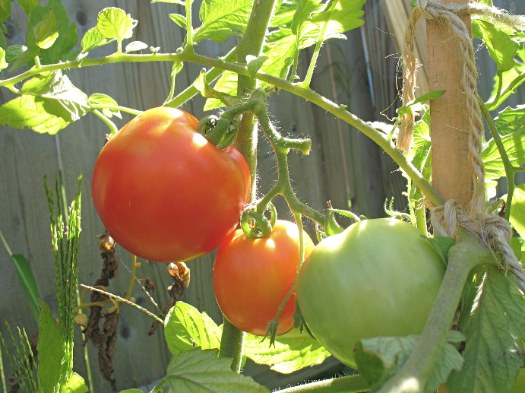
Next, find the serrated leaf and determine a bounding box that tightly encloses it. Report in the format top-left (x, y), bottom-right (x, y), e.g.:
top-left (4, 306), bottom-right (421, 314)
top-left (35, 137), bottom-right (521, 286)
top-left (88, 93), bottom-right (122, 119)
top-left (473, 20), bottom-right (519, 72)
top-left (244, 328), bottom-right (331, 374)
top-left (97, 7), bottom-right (136, 43)
top-left (448, 265), bottom-right (525, 393)
top-left (20, 71), bottom-right (89, 123)
top-left (154, 350), bottom-right (269, 393)
top-left (203, 70), bottom-right (238, 111)
top-left (509, 185), bottom-right (525, 240)
top-left (33, 10), bottom-right (59, 49)
top-left (312, 0), bottom-right (366, 41)
top-left (0, 95), bottom-right (69, 134)
top-left (125, 41), bottom-right (148, 53)
top-left (26, 0), bottom-right (78, 64)
top-left (38, 301), bottom-right (68, 393)
top-left (169, 13), bottom-right (187, 29)
top-left (80, 27), bottom-right (112, 53)
top-left (482, 130), bottom-right (525, 180)
top-left (0, 47), bottom-right (7, 71)
top-left (355, 333), bottom-right (464, 392)
top-left (194, 0), bottom-right (253, 43)
top-left (62, 373), bottom-right (88, 393)
top-left (164, 301), bottom-right (221, 356)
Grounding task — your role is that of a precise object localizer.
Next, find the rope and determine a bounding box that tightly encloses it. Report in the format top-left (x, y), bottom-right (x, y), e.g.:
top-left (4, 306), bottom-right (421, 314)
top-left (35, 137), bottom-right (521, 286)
top-left (400, 0), bottom-right (525, 294)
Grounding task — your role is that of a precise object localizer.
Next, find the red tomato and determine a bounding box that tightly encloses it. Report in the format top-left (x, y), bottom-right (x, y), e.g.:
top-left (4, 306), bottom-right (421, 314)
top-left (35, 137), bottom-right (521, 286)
top-left (91, 107), bottom-right (251, 262)
top-left (213, 220), bottom-right (315, 336)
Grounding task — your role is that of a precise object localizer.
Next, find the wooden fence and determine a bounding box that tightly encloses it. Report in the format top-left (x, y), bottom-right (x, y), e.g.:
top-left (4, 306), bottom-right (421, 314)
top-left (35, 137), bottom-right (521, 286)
top-left (0, 0), bottom-right (523, 391)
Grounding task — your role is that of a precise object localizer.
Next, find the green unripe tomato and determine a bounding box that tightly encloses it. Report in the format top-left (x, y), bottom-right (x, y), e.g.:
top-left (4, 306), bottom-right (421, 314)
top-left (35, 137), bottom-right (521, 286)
top-left (296, 218), bottom-right (444, 367)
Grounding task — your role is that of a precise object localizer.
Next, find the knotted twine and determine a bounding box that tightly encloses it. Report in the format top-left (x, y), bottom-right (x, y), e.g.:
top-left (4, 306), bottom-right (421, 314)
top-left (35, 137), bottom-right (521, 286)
top-left (399, 0), bottom-right (525, 294)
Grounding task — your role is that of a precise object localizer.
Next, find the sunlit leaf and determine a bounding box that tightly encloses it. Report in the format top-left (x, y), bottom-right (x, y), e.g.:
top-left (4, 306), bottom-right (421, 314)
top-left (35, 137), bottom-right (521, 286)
top-left (88, 93), bottom-right (122, 119)
top-left (81, 27), bottom-right (113, 53)
top-left (244, 328), bottom-right (331, 374)
top-left (0, 47), bottom-right (7, 71)
top-left (164, 301), bottom-right (221, 356)
top-left (97, 7), bottom-right (136, 43)
top-left (473, 20), bottom-right (519, 72)
top-left (153, 350), bottom-right (269, 393)
top-left (125, 41), bottom-right (148, 52)
top-left (194, 0), bottom-right (253, 43)
top-left (169, 13), bottom-right (187, 29)
top-left (482, 130), bottom-right (525, 180)
top-left (509, 185), bottom-right (525, 241)
top-left (33, 10), bottom-right (59, 49)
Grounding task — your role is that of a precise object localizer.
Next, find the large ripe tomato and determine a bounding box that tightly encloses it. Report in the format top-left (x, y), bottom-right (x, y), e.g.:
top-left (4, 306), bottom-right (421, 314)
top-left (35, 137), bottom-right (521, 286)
top-left (296, 218), bottom-right (444, 367)
top-left (91, 107), bottom-right (251, 262)
top-left (213, 220), bottom-right (315, 336)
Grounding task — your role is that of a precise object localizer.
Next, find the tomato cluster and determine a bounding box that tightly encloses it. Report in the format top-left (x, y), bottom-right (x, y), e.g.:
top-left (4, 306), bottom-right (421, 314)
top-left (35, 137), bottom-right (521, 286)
top-left (91, 107), bottom-right (251, 262)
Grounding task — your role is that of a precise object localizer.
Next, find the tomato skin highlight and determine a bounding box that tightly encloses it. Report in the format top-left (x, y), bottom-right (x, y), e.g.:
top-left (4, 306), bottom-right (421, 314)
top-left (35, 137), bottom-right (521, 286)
top-left (213, 220), bottom-right (315, 336)
top-left (91, 107), bottom-right (251, 262)
top-left (296, 218), bottom-right (444, 367)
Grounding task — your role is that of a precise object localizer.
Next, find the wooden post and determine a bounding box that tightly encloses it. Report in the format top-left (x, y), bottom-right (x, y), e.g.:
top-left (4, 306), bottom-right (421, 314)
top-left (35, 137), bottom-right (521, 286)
top-left (428, 0), bottom-right (472, 207)
top-left (427, 1), bottom-right (471, 392)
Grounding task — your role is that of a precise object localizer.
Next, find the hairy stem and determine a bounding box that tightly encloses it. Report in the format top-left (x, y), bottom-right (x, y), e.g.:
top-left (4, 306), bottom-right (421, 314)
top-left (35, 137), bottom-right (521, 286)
top-left (378, 232), bottom-right (495, 393)
top-left (217, 0), bottom-right (278, 373)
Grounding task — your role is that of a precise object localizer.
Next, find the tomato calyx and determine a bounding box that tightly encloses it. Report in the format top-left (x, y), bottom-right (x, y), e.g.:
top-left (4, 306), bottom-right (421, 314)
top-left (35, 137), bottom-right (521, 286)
top-left (198, 114), bottom-right (240, 149)
top-left (240, 203), bottom-right (277, 239)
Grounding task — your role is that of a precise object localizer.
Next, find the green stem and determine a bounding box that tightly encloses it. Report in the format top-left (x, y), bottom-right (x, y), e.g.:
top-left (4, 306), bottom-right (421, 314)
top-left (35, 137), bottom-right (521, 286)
top-left (486, 70), bottom-right (525, 111)
top-left (92, 109), bottom-right (119, 135)
top-left (378, 232), bottom-right (496, 393)
top-left (274, 374), bottom-right (369, 393)
top-left (185, 0), bottom-right (194, 51)
top-left (89, 105), bottom-right (143, 116)
top-left (479, 97), bottom-right (515, 220)
top-left (218, 0), bottom-right (278, 373)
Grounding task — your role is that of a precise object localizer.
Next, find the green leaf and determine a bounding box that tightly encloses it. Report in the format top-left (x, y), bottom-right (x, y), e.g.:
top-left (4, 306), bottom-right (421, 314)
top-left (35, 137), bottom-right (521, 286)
top-left (244, 328), bottom-right (331, 374)
top-left (0, 47), bottom-right (7, 71)
top-left (96, 7), bottom-right (136, 43)
top-left (495, 105), bottom-right (525, 136)
top-left (163, 301), bottom-right (221, 356)
top-left (62, 373), bottom-right (88, 393)
top-left (80, 27), bottom-right (113, 53)
top-left (6, 44), bottom-right (32, 71)
top-left (21, 71), bottom-right (89, 122)
top-left (12, 254), bottom-right (40, 322)
top-left (33, 9), bottom-right (59, 49)
top-left (125, 41), bottom-right (148, 53)
top-left (487, 48), bottom-right (525, 110)
top-left (119, 390), bottom-right (143, 393)
top-left (26, 0), bottom-right (78, 64)
top-left (194, 0), bottom-right (253, 43)
top-left (203, 70), bottom-right (238, 111)
top-left (88, 93), bottom-right (122, 119)
top-left (509, 185), bottom-right (525, 240)
top-left (448, 265), bottom-right (525, 393)
top-left (169, 13), bottom-right (187, 29)
top-left (38, 301), bottom-right (68, 393)
top-left (397, 90), bottom-right (446, 117)
top-left (0, 95), bottom-right (69, 134)
top-left (17, 0), bottom-right (40, 15)
top-left (154, 350), bottom-right (269, 393)
top-left (482, 130), bottom-right (525, 180)
top-left (473, 20), bottom-right (519, 72)
top-left (355, 332), bottom-right (464, 392)
top-left (312, 0), bottom-right (366, 40)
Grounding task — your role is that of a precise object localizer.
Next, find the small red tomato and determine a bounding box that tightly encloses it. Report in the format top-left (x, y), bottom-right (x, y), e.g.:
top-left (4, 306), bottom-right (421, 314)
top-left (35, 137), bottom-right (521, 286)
top-left (91, 107), bottom-right (251, 262)
top-left (213, 220), bottom-right (315, 336)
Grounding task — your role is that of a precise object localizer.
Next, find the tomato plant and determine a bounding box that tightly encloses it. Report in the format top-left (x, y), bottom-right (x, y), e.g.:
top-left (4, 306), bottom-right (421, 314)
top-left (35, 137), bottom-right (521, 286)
top-left (91, 107), bottom-right (251, 262)
top-left (296, 218), bottom-right (445, 367)
top-left (213, 220), bottom-right (314, 336)
top-left (511, 368), bottom-right (525, 393)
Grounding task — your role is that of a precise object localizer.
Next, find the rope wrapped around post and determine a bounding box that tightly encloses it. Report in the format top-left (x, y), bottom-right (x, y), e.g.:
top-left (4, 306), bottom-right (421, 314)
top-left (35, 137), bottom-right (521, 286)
top-left (399, 0), bottom-right (525, 294)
